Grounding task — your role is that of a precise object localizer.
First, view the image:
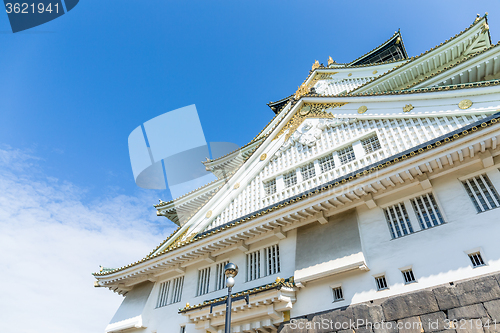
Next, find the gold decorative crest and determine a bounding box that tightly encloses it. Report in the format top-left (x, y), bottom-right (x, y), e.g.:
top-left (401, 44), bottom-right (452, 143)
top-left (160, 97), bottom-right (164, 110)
top-left (372, 70), bottom-right (378, 74)
top-left (274, 102), bottom-right (347, 141)
top-left (403, 104), bottom-right (414, 112)
top-left (260, 153), bottom-right (267, 161)
top-left (459, 99), bottom-right (473, 110)
top-left (206, 210), bottom-right (212, 218)
top-left (358, 106), bottom-right (368, 114)
top-left (311, 60), bottom-right (320, 70)
top-left (328, 56), bottom-right (334, 66)
top-left (233, 183), bottom-right (240, 189)
top-left (348, 73), bottom-right (352, 77)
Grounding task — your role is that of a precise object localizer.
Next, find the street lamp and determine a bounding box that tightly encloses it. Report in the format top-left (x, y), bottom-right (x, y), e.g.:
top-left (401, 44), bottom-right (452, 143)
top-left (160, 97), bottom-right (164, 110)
top-left (224, 263), bottom-right (238, 333)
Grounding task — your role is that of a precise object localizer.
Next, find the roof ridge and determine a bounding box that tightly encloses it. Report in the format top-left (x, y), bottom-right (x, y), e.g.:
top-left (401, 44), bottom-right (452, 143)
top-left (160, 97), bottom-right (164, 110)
top-left (347, 14), bottom-right (489, 96)
top-left (347, 30), bottom-right (407, 66)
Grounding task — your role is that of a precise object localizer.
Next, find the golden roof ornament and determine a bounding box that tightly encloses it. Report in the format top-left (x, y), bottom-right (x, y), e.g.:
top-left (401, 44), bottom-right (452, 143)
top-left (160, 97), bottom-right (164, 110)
top-left (403, 104), bottom-right (414, 113)
top-left (328, 56), bottom-right (334, 66)
top-left (475, 14), bottom-right (481, 23)
top-left (482, 22), bottom-right (489, 33)
top-left (459, 99), bottom-right (473, 110)
top-left (311, 60), bottom-right (320, 70)
top-left (295, 82), bottom-right (310, 100)
top-left (396, 36), bottom-right (401, 44)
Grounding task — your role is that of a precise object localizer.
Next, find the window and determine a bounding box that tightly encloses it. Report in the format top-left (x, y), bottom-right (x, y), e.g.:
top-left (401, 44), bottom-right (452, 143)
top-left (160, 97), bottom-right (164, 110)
top-left (469, 252), bottom-right (486, 268)
top-left (319, 154), bottom-right (335, 173)
top-left (283, 171), bottom-right (297, 188)
top-left (156, 280), bottom-right (171, 308)
top-left (338, 145), bottom-right (355, 164)
top-left (156, 276), bottom-right (184, 308)
top-left (332, 286), bottom-right (344, 302)
top-left (197, 267), bottom-right (211, 296)
top-left (375, 276), bottom-right (388, 291)
top-left (384, 202), bottom-right (414, 239)
top-left (170, 276), bottom-right (184, 303)
top-left (246, 250), bottom-right (261, 281)
top-left (215, 261), bottom-right (229, 291)
top-left (180, 327), bottom-right (186, 333)
top-left (264, 179), bottom-right (276, 196)
top-left (462, 174), bottom-right (500, 213)
top-left (301, 163), bottom-right (316, 181)
top-left (361, 135), bottom-right (381, 154)
top-left (402, 269), bottom-right (416, 284)
top-left (246, 244), bottom-right (281, 281)
top-left (410, 193), bottom-right (445, 229)
top-left (264, 244), bottom-right (280, 276)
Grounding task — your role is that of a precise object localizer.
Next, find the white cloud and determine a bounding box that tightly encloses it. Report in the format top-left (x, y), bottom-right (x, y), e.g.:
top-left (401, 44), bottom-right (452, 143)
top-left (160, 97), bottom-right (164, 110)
top-left (0, 145), bottom-right (176, 333)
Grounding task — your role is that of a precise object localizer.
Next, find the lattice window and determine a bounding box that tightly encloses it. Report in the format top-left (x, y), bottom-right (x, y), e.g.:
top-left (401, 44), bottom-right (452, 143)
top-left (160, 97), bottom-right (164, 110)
top-left (264, 179), bottom-right (276, 196)
top-left (332, 286), bottom-right (344, 302)
top-left (384, 202), bottom-right (414, 239)
top-left (402, 269), bottom-right (416, 284)
top-left (338, 145), bottom-right (355, 165)
top-left (361, 135), bottom-right (381, 154)
top-left (462, 174), bottom-right (500, 213)
top-left (375, 276), bottom-right (388, 290)
top-left (264, 244), bottom-right (280, 276)
top-left (197, 267), bottom-right (211, 296)
top-left (215, 261), bottom-right (229, 291)
top-left (283, 171), bottom-right (297, 188)
top-left (170, 276), bottom-right (184, 304)
top-left (469, 252), bottom-right (485, 268)
top-left (410, 193), bottom-right (445, 229)
top-left (319, 154), bottom-right (335, 173)
top-left (157, 276), bottom-right (184, 307)
top-left (156, 280), bottom-right (171, 308)
top-left (300, 163), bottom-right (316, 181)
top-left (246, 250), bottom-right (261, 281)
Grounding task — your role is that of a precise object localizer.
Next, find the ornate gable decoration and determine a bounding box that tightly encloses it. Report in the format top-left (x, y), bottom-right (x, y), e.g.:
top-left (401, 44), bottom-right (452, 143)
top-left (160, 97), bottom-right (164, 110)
top-left (272, 102), bottom-right (348, 160)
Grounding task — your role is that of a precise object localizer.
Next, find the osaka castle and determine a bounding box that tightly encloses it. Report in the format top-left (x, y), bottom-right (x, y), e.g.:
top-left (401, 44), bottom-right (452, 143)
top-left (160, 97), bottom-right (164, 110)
top-left (94, 13), bottom-right (500, 333)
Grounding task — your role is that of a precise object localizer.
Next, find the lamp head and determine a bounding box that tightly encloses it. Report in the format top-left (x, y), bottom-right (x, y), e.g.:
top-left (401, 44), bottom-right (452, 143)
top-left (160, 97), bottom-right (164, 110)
top-left (224, 263), bottom-right (238, 278)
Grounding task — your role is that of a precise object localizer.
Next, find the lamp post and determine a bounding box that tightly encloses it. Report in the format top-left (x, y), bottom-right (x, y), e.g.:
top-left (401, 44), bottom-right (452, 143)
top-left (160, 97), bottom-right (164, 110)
top-left (224, 263), bottom-right (238, 333)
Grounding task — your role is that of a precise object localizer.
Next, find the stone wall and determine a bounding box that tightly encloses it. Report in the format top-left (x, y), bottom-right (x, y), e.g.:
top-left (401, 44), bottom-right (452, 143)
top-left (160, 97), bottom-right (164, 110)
top-left (279, 273), bottom-right (500, 333)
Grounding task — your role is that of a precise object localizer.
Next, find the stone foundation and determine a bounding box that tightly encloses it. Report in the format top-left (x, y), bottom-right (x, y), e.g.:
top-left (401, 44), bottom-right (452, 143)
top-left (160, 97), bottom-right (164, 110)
top-left (279, 273), bottom-right (500, 333)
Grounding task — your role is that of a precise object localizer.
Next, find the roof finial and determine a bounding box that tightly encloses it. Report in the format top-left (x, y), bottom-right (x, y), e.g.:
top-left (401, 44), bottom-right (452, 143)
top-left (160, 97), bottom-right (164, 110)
top-left (328, 56), bottom-right (335, 66)
top-left (475, 13), bottom-right (481, 23)
top-left (311, 60), bottom-right (320, 70)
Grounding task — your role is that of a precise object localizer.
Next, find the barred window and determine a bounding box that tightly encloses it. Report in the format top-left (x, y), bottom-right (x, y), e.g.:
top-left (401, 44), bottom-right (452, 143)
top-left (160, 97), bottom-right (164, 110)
top-left (319, 154), bottom-right (335, 173)
top-left (283, 171), bottom-right (297, 188)
top-left (402, 269), bottom-right (416, 284)
top-left (246, 250), bottom-right (261, 281)
top-left (375, 276), bottom-right (388, 290)
top-left (156, 280), bottom-right (171, 308)
top-left (264, 179), bottom-right (276, 196)
top-left (410, 193), bottom-right (445, 229)
top-left (462, 174), bottom-right (500, 213)
top-left (469, 252), bottom-right (485, 268)
top-left (384, 202), bottom-right (414, 239)
top-left (264, 244), bottom-right (280, 276)
top-left (197, 267), bottom-right (210, 296)
top-left (170, 276), bottom-right (184, 304)
top-left (215, 261), bottom-right (229, 291)
top-left (338, 146), bottom-right (355, 164)
top-left (300, 163), bottom-right (316, 181)
top-left (332, 286), bottom-right (344, 302)
top-left (361, 135), bottom-right (382, 154)
top-left (157, 276), bottom-right (184, 307)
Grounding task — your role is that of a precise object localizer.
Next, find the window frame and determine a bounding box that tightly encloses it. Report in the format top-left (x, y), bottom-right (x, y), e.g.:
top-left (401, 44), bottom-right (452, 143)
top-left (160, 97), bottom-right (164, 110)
top-left (380, 190), bottom-right (447, 240)
top-left (461, 173), bottom-right (500, 213)
top-left (245, 242), bottom-right (281, 282)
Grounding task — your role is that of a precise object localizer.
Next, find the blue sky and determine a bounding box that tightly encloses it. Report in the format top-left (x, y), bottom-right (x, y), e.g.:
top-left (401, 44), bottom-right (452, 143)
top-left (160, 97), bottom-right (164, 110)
top-left (0, 1), bottom-right (499, 332)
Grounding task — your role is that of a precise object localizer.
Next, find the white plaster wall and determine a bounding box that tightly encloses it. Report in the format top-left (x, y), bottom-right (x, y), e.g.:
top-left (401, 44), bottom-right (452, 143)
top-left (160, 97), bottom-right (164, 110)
top-left (291, 161), bottom-right (500, 318)
top-left (137, 229), bottom-right (296, 333)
